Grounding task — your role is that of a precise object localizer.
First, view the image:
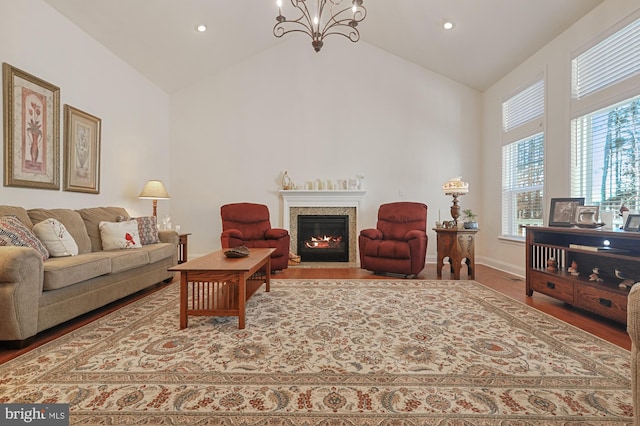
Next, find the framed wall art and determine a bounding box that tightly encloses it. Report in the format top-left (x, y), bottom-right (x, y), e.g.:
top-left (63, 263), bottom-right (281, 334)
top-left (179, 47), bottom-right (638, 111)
top-left (3, 62), bottom-right (60, 189)
top-left (63, 105), bottom-right (101, 194)
top-left (548, 197), bottom-right (585, 227)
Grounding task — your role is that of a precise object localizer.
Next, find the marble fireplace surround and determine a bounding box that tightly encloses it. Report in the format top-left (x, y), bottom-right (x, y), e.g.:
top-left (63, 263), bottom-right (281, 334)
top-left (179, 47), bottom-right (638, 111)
top-left (280, 190), bottom-right (366, 264)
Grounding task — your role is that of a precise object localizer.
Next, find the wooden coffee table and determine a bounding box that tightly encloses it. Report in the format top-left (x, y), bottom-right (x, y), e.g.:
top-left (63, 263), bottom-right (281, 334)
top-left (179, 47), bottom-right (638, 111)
top-left (169, 248), bottom-right (274, 329)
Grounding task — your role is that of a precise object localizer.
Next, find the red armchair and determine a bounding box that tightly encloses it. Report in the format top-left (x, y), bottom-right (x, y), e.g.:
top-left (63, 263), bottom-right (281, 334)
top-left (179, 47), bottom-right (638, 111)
top-left (359, 202), bottom-right (428, 277)
top-left (220, 203), bottom-right (290, 271)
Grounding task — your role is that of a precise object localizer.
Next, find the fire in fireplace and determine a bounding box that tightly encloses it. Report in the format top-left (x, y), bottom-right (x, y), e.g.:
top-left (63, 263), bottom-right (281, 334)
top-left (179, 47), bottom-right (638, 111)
top-left (297, 215), bottom-right (349, 262)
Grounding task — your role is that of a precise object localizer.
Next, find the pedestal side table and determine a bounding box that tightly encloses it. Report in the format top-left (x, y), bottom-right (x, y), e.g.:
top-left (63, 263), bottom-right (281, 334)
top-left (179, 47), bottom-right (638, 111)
top-left (434, 228), bottom-right (479, 280)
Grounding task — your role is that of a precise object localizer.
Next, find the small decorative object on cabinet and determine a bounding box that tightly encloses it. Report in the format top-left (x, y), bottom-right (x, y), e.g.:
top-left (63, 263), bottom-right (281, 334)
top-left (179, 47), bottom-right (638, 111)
top-left (526, 226), bottom-right (640, 324)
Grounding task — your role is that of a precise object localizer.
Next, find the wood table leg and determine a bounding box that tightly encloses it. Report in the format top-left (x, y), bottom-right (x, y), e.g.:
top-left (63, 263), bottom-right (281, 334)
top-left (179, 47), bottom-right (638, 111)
top-left (238, 272), bottom-right (246, 329)
top-left (265, 257), bottom-right (271, 292)
top-left (452, 254), bottom-right (461, 280)
top-left (179, 273), bottom-right (188, 329)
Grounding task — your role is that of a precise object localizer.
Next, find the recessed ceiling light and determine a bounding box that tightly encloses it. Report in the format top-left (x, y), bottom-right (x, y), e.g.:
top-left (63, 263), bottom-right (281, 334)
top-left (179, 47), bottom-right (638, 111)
top-left (443, 21), bottom-right (454, 30)
top-left (195, 24), bottom-right (207, 32)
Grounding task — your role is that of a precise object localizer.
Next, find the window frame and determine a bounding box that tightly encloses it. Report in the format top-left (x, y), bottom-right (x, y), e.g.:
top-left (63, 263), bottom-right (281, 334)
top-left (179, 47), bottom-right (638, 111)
top-left (501, 75), bottom-right (546, 240)
top-left (570, 12), bottom-right (640, 216)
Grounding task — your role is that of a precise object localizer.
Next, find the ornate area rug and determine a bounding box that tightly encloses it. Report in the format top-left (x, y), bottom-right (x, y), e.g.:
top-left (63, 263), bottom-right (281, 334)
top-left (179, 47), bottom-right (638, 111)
top-left (0, 279), bottom-right (632, 425)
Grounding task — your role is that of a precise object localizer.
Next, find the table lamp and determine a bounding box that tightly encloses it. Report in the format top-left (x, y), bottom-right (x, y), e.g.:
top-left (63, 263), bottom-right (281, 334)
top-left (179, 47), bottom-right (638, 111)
top-left (442, 177), bottom-right (469, 225)
top-left (139, 180), bottom-right (170, 217)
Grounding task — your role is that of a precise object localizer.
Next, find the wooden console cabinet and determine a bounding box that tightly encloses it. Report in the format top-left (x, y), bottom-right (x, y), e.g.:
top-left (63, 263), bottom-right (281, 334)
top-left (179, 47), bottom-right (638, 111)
top-left (526, 226), bottom-right (640, 324)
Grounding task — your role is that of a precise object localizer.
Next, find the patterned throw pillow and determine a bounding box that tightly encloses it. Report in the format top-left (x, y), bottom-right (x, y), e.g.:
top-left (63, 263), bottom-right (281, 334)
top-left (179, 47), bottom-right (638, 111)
top-left (32, 218), bottom-right (79, 257)
top-left (0, 215), bottom-right (50, 261)
top-left (99, 220), bottom-right (142, 250)
top-left (116, 215), bottom-right (160, 245)
top-left (135, 216), bottom-right (160, 245)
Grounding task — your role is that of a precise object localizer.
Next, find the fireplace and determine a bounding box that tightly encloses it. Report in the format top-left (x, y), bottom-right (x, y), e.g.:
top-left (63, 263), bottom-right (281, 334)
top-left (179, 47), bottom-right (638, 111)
top-left (297, 215), bottom-right (349, 262)
top-left (280, 189), bottom-right (366, 264)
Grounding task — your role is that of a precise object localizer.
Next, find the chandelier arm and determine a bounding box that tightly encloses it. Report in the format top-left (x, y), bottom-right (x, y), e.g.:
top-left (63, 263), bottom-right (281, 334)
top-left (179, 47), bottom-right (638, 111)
top-left (295, 0), bottom-right (314, 27)
top-left (274, 1), bottom-right (315, 39)
top-left (274, 19), bottom-right (314, 39)
top-left (321, 28), bottom-right (360, 43)
top-left (319, 5), bottom-right (351, 34)
top-left (274, 25), bottom-right (314, 39)
top-left (322, 17), bottom-right (357, 32)
top-left (319, 4), bottom-right (366, 38)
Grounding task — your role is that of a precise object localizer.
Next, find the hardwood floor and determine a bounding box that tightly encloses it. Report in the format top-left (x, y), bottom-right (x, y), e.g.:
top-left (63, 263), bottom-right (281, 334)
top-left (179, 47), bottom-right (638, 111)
top-left (0, 263), bottom-right (630, 364)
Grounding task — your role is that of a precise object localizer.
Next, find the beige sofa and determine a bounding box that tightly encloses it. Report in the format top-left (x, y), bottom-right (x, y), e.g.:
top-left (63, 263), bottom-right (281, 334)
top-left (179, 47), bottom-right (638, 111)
top-left (629, 284), bottom-right (640, 425)
top-left (0, 206), bottom-right (178, 347)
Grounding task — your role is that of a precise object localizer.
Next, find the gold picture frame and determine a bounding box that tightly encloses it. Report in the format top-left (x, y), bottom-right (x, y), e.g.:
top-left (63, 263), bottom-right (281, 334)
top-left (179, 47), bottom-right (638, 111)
top-left (63, 105), bottom-right (101, 194)
top-left (3, 63), bottom-right (60, 190)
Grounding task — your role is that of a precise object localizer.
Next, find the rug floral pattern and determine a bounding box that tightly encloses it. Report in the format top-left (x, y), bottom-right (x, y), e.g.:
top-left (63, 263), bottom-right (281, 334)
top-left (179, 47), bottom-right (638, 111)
top-left (0, 279), bottom-right (632, 424)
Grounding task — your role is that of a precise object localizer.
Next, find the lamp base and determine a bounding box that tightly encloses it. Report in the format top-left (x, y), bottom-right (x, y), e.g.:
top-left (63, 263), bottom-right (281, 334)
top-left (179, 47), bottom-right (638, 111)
top-left (448, 193), bottom-right (464, 225)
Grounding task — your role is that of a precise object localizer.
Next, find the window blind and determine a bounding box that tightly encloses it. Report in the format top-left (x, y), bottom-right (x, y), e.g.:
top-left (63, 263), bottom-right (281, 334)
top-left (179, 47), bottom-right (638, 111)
top-left (502, 133), bottom-right (545, 237)
top-left (572, 17), bottom-right (640, 100)
top-left (502, 79), bottom-right (544, 132)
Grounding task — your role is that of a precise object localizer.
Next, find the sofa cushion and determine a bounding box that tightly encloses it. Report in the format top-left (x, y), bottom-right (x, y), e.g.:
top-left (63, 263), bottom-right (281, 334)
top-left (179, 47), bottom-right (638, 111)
top-left (141, 242), bottom-right (176, 264)
top-left (0, 206), bottom-right (34, 228)
top-left (33, 218), bottom-right (79, 257)
top-left (0, 215), bottom-right (49, 261)
top-left (77, 207), bottom-right (130, 252)
top-left (43, 254), bottom-right (112, 290)
top-left (28, 208), bottom-right (92, 254)
top-left (87, 249), bottom-right (150, 273)
top-left (99, 221), bottom-right (142, 250)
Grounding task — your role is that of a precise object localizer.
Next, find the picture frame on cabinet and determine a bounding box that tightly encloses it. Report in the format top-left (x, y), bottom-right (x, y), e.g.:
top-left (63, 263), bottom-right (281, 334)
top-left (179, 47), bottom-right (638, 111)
top-left (63, 105), bottom-right (101, 194)
top-left (2, 62), bottom-right (60, 190)
top-left (624, 214), bottom-right (640, 232)
top-left (548, 197), bottom-right (585, 227)
top-left (575, 205), bottom-right (600, 226)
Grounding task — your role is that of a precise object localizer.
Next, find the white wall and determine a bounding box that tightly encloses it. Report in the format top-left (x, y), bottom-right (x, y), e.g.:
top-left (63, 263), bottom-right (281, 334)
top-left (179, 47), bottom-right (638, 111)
top-left (170, 37), bottom-right (482, 258)
top-left (481, 0), bottom-right (640, 276)
top-left (0, 0), bottom-right (171, 218)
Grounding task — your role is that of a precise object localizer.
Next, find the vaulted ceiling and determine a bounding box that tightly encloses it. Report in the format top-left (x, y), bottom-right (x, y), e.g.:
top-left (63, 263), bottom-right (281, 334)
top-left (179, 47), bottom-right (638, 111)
top-left (44, 0), bottom-right (603, 93)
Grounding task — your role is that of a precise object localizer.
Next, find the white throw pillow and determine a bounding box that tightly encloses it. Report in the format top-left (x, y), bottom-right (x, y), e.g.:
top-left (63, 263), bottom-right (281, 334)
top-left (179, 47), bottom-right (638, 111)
top-left (32, 218), bottom-right (79, 257)
top-left (99, 220), bottom-right (142, 250)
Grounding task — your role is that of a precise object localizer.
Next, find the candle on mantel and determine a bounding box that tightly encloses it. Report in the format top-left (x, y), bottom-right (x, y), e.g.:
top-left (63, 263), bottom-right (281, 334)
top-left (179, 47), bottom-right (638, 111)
top-left (438, 209), bottom-right (441, 223)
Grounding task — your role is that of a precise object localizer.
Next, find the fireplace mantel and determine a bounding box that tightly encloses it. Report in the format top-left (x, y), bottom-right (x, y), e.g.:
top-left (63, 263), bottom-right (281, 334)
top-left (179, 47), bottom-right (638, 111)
top-left (280, 190), bottom-right (366, 230)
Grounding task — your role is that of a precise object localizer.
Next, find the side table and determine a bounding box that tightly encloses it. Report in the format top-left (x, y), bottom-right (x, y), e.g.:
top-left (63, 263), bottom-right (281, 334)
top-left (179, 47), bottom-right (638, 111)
top-left (434, 227), bottom-right (479, 280)
top-left (178, 233), bottom-right (191, 264)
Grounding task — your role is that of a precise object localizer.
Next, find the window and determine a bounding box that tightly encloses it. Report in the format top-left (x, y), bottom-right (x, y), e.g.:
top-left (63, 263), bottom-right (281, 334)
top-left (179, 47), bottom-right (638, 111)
top-left (501, 79), bottom-right (545, 238)
top-left (571, 95), bottom-right (640, 211)
top-left (502, 134), bottom-right (544, 237)
top-left (571, 16), bottom-right (640, 215)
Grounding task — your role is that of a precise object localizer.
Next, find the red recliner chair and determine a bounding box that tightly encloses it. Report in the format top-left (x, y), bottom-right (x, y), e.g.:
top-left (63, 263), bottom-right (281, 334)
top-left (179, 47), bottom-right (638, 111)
top-left (359, 202), bottom-right (428, 278)
top-left (220, 203), bottom-right (290, 271)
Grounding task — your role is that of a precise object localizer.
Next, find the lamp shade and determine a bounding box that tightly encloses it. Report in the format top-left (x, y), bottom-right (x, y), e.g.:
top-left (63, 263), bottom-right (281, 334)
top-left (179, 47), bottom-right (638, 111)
top-left (139, 180), bottom-right (170, 199)
top-left (442, 177), bottom-right (469, 195)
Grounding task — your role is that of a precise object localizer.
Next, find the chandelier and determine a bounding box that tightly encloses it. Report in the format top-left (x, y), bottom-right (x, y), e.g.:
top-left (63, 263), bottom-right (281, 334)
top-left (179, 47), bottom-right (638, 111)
top-left (274, 0), bottom-right (367, 52)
